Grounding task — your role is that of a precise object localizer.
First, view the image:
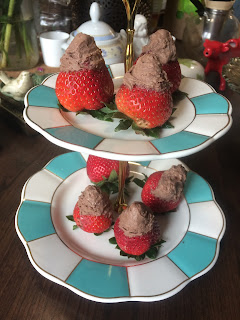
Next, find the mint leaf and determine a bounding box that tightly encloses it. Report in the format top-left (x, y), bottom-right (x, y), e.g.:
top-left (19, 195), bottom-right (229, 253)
top-left (109, 237), bottom-right (117, 244)
top-left (73, 225), bottom-right (78, 230)
top-left (132, 178), bottom-right (145, 188)
top-left (88, 110), bottom-right (113, 122)
top-left (131, 122), bottom-right (162, 138)
top-left (161, 120), bottom-right (174, 129)
top-left (115, 119), bottom-right (133, 132)
top-left (146, 246), bottom-right (158, 259)
top-left (102, 98), bottom-right (118, 110)
top-left (111, 112), bottom-right (129, 119)
top-left (108, 169), bottom-right (118, 182)
top-left (66, 215), bottom-right (74, 222)
top-left (143, 127), bottom-right (161, 138)
top-left (135, 254), bottom-right (146, 261)
top-left (58, 101), bottom-right (71, 112)
top-left (125, 176), bottom-right (134, 184)
top-left (100, 106), bottom-right (117, 114)
top-left (152, 239), bottom-right (166, 247)
top-left (172, 90), bottom-right (188, 104)
top-left (120, 250), bottom-right (128, 256)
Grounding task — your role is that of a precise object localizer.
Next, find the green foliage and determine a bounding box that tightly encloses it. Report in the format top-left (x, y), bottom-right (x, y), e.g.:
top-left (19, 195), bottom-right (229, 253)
top-left (109, 237), bottom-right (166, 261)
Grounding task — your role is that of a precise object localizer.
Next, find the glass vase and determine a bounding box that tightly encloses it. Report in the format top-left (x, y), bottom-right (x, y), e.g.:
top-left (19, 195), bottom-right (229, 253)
top-left (0, 0), bottom-right (39, 70)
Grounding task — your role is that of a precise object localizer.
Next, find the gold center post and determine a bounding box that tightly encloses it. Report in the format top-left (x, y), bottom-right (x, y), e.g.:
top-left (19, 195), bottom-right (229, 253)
top-left (115, 0), bottom-right (140, 213)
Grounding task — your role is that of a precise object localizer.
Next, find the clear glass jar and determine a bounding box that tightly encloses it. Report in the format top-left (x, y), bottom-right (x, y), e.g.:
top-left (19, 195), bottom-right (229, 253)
top-left (0, 0), bottom-right (39, 70)
top-left (182, 8), bottom-right (240, 66)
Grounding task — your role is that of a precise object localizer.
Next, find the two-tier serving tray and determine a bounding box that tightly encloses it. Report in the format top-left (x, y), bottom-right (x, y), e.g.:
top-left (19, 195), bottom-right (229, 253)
top-left (16, 63), bottom-right (232, 302)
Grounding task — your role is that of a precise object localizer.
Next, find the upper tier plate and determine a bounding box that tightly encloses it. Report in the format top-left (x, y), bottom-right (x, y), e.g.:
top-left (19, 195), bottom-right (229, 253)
top-left (23, 63), bottom-right (232, 161)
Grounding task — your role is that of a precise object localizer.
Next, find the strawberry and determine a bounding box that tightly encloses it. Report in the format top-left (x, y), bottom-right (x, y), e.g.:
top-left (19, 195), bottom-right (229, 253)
top-left (73, 202), bottom-right (112, 233)
top-left (73, 185), bottom-right (113, 233)
top-left (55, 33), bottom-right (114, 112)
top-left (114, 202), bottom-right (160, 256)
top-left (162, 60), bottom-right (181, 93)
top-left (141, 165), bottom-right (187, 214)
top-left (115, 54), bottom-right (173, 129)
top-left (141, 29), bottom-right (181, 93)
top-left (86, 155), bottom-right (129, 183)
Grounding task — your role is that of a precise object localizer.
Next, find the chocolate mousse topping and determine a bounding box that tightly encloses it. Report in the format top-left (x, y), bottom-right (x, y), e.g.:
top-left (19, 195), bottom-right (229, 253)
top-left (118, 202), bottom-right (155, 237)
top-left (152, 165), bottom-right (187, 202)
top-left (142, 29), bottom-right (177, 64)
top-left (78, 185), bottom-right (113, 217)
top-left (60, 32), bottom-right (105, 72)
top-left (123, 53), bottom-right (171, 92)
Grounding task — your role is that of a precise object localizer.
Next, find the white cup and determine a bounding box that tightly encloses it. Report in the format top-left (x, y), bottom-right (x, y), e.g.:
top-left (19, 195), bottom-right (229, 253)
top-left (40, 31), bottom-right (69, 67)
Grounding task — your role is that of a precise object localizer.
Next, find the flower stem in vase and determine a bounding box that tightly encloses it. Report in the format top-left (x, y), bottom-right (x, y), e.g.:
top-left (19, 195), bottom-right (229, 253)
top-left (1, 0), bottom-right (15, 68)
top-left (115, 161), bottom-right (128, 213)
top-left (122, 0), bottom-right (140, 72)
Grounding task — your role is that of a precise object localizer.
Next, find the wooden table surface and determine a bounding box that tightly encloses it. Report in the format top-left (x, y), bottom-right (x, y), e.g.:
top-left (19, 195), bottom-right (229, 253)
top-left (0, 72), bottom-right (239, 320)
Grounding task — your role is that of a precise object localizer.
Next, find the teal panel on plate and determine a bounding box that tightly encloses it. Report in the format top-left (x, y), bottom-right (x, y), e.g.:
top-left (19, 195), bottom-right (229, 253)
top-left (45, 152), bottom-right (86, 179)
top-left (45, 127), bottom-right (103, 149)
top-left (151, 131), bottom-right (209, 154)
top-left (106, 65), bottom-right (113, 78)
top-left (17, 201), bottom-right (55, 242)
top-left (191, 93), bottom-right (229, 114)
top-left (28, 86), bottom-right (59, 108)
top-left (168, 231), bottom-right (217, 278)
top-left (66, 259), bottom-right (130, 298)
top-left (184, 171), bottom-right (213, 203)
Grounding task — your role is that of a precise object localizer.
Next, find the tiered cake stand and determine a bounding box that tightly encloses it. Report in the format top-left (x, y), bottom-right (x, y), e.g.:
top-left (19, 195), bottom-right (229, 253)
top-left (16, 64), bottom-right (232, 303)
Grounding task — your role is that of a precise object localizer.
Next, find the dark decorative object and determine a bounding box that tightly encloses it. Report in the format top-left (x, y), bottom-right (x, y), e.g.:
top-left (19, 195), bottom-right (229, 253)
top-left (70, 0), bottom-right (151, 32)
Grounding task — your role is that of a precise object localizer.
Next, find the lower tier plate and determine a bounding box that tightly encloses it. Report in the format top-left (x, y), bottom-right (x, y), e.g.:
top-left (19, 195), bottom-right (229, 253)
top-left (15, 152), bottom-right (225, 303)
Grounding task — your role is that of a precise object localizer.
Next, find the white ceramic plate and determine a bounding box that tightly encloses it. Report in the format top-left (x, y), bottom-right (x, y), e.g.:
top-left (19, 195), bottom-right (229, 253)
top-left (15, 152), bottom-right (225, 303)
top-left (23, 63), bottom-right (232, 161)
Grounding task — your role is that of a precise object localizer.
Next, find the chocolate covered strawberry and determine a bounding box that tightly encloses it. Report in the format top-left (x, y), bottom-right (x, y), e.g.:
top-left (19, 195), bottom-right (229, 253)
top-left (141, 165), bottom-right (187, 214)
top-left (115, 54), bottom-right (173, 129)
top-left (56, 33), bottom-right (114, 112)
top-left (73, 185), bottom-right (114, 233)
top-left (114, 202), bottom-right (161, 256)
top-left (142, 29), bottom-right (181, 93)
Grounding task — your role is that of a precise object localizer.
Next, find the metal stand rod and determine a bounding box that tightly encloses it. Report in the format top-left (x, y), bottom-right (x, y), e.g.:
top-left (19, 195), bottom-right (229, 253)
top-left (115, 1), bottom-right (140, 213)
top-left (115, 161), bottom-right (128, 213)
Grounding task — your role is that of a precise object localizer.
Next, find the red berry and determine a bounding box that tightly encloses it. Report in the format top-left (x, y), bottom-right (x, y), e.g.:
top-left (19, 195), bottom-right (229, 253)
top-left (73, 202), bottom-right (112, 233)
top-left (55, 68), bottom-right (114, 112)
top-left (86, 155), bottom-right (129, 183)
top-left (115, 85), bottom-right (172, 129)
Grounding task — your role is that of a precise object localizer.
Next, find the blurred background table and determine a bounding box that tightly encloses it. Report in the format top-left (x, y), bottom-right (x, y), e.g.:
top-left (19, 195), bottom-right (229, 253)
top-left (0, 69), bottom-right (240, 320)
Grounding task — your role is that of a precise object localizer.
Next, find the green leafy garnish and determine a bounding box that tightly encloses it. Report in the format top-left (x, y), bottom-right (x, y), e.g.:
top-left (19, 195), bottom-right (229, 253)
top-left (132, 173), bottom-right (148, 188)
top-left (58, 101), bottom-right (71, 112)
top-left (109, 237), bottom-right (166, 261)
top-left (172, 90), bottom-right (188, 104)
top-left (93, 169), bottom-right (133, 196)
top-left (72, 95), bottom-right (176, 138)
top-left (109, 237), bottom-right (117, 244)
top-left (114, 119), bottom-right (133, 132)
top-left (66, 215), bottom-right (78, 230)
top-left (66, 215), bottom-right (75, 222)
